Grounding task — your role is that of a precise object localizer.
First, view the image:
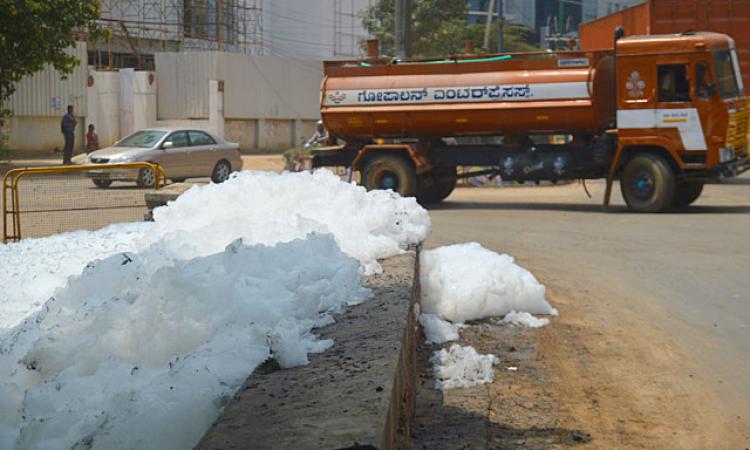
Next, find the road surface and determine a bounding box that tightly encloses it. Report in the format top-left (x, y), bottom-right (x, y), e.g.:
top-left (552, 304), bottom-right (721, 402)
top-left (421, 175), bottom-right (750, 448)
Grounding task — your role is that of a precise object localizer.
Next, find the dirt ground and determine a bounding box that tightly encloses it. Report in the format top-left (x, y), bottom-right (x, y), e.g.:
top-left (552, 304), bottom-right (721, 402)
top-left (412, 282), bottom-right (745, 449)
top-left (418, 178), bottom-right (750, 449)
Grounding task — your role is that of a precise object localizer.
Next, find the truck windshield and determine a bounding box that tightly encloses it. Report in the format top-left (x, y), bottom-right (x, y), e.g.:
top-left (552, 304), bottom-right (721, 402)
top-left (713, 50), bottom-right (743, 99)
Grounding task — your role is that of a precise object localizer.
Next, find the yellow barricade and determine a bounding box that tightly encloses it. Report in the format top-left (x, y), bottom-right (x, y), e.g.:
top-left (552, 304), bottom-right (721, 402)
top-left (2, 162), bottom-right (167, 243)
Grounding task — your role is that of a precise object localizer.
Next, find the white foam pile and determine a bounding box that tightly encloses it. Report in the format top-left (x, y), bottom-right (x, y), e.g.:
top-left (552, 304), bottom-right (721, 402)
top-left (419, 243), bottom-right (557, 389)
top-left (0, 223), bottom-right (147, 329)
top-left (0, 170), bottom-right (430, 450)
top-left (430, 344), bottom-right (499, 389)
top-left (420, 242), bottom-right (557, 323)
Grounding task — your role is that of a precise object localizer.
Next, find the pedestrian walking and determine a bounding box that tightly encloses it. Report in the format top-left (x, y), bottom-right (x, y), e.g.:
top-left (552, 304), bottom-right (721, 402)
top-left (60, 105), bottom-right (77, 164)
top-left (86, 124), bottom-right (99, 153)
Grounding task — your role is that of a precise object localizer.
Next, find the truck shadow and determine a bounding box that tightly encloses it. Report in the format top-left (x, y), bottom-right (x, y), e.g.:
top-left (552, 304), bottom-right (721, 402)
top-left (429, 201), bottom-right (750, 215)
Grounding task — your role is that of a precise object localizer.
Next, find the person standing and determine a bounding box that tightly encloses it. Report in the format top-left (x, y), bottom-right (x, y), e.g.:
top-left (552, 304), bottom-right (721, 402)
top-left (60, 105), bottom-right (77, 164)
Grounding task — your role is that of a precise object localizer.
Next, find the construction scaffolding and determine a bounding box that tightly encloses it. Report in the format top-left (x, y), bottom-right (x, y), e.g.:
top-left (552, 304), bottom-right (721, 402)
top-left (92, 0), bottom-right (264, 68)
top-left (333, 0), bottom-right (372, 57)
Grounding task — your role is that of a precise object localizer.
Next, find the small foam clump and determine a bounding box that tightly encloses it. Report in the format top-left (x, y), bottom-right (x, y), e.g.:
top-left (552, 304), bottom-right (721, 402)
top-left (420, 242), bottom-right (557, 323)
top-left (430, 344), bottom-right (499, 389)
top-left (418, 313), bottom-right (459, 344)
top-left (500, 310), bottom-right (550, 328)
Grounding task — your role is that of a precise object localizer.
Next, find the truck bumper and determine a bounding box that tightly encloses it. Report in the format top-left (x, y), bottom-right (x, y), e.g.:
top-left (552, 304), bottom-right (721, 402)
top-left (713, 153), bottom-right (750, 179)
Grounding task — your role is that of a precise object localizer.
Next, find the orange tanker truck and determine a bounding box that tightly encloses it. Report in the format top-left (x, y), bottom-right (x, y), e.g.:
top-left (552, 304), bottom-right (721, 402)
top-left (312, 31), bottom-right (749, 212)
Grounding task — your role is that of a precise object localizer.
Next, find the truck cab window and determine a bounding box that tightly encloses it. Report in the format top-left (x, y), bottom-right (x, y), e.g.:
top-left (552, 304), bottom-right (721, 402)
top-left (658, 64), bottom-right (690, 102)
top-left (695, 62), bottom-right (712, 99)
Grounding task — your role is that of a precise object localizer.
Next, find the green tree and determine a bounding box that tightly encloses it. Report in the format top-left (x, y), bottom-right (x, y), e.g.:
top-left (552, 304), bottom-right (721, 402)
top-left (362, 0), bottom-right (539, 57)
top-left (0, 0), bottom-right (101, 102)
top-left (0, 0), bottom-right (101, 157)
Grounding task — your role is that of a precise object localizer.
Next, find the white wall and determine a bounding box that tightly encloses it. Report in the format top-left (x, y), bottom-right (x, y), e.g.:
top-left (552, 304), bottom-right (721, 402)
top-left (262, 0), bottom-right (374, 60)
top-left (157, 80), bottom-right (224, 138)
top-left (87, 71), bottom-right (120, 148)
top-left (6, 42), bottom-right (88, 117)
top-left (155, 52), bottom-right (322, 121)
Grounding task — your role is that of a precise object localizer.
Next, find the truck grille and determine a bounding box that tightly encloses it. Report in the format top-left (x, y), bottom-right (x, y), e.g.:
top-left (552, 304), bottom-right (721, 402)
top-left (726, 108), bottom-right (749, 153)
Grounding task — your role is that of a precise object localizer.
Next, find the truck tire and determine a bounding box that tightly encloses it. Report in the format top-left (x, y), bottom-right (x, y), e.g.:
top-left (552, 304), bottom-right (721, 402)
top-left (418, 166), bottom-right (457, 204)
top-left (620, 153), bottom-right (675, 212)
top-left (362, 155), bottom-right (419, 198)
top-left (672, 181), bottom-right (704, 207)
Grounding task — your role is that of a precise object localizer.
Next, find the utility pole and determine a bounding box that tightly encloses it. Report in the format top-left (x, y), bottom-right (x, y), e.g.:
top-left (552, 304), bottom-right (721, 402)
top-left (482, 0), bottom-right (496, 52)
top-left (497, 0), bottom-right (504, 52)
top-left (395, 0), bottom-right (412, 57)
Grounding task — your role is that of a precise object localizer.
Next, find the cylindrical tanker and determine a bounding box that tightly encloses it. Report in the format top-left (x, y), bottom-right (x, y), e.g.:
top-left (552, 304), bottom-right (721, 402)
top-left (321, 51), bottom-right (615, 143)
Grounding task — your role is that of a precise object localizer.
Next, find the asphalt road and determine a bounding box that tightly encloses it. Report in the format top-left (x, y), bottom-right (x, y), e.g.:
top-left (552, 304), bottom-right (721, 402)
top-left (424, 174), bottom-right (750, 446)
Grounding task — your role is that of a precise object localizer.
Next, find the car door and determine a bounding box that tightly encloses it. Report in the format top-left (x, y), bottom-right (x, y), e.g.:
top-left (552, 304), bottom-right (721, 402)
top-left (160, 131), bottom-right (191, 178)
top-left (187, 130), bottom-right (218, 177)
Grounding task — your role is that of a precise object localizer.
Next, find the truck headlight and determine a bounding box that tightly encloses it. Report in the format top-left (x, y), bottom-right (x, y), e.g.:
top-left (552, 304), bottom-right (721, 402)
top-left (719, 147), bottom-right (735, 163)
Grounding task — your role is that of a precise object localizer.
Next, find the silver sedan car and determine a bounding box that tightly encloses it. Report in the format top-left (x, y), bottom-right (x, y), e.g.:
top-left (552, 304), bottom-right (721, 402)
top-left (85, 128), bottom-right (243, 187)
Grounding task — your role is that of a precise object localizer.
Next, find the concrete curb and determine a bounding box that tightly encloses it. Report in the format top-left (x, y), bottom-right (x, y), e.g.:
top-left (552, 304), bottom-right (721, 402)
top-left (196, 250), bottom-right (420, 450)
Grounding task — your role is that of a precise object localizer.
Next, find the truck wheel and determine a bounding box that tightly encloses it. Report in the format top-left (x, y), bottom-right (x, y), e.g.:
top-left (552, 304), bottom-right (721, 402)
top-left (362, 155), bottom-right (418, 198)
top-left (672, 181), bottom-right (704, 207)
top-left (620, 153), bottom-right (675, 212)
top-left (418, 166), bottom-right (457, 204)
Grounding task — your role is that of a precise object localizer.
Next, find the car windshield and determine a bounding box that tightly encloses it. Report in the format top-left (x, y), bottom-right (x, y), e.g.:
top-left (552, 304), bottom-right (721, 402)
top-left (115, 130), bottom-right (167, 148)
top-left (713, 50), bottom-right (743, 99)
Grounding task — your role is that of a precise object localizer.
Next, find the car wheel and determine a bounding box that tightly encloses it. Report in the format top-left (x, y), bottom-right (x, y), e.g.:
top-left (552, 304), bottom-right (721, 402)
top-left (672, 181), bottom-right (704, 207)
top-left (137, 167), bottom-right (156, 188)
top-left (620, 153), bottom-right (675, 212)
top-left (211, 159), bottom-right (231, 183)
top-left (362, 155), bottom-right (419, 198)
top-left (92, 179), bottom-right (112, 189)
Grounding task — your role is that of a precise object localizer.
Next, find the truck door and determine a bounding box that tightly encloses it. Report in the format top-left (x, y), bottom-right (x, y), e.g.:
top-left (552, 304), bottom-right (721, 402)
top-left (690, 61), bottom-right (715, 163)
top-left (617, 63), bottom-right (656, 134)
top-left (655, 63), bottom-right (707, 152)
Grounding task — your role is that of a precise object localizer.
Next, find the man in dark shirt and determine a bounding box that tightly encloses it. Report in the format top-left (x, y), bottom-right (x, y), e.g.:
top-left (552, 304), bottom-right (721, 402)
top-left (60, 105), bottom-right (77, 164)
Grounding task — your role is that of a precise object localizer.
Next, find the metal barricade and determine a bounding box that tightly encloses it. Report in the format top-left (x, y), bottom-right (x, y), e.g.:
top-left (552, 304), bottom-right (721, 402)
top-left (2, 163), bottom-right (167, 243)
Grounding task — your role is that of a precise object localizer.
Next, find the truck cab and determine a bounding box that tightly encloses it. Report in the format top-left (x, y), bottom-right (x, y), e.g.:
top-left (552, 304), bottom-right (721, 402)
top-left (612, 32), bottom-right (749, 210)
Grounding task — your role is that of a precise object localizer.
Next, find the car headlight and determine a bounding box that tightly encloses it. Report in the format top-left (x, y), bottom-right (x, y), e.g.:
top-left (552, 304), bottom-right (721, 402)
top-left (110, 156), bottom-right (136, 163)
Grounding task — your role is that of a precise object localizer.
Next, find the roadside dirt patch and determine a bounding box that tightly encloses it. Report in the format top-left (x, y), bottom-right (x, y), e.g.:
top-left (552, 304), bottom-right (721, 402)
top-left (412, 280), bottom-right (745, 449)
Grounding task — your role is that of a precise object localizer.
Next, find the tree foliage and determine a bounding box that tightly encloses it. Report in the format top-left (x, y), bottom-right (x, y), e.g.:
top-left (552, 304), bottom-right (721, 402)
top-left (362, 0), bottom-right (540, 57)
top-left (0, 0), bottom-right (101, 104)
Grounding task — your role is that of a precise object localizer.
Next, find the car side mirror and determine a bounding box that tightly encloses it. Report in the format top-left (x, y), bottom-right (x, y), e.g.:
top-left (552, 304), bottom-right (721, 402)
top-left (162, 141), bottom-right (174, 149)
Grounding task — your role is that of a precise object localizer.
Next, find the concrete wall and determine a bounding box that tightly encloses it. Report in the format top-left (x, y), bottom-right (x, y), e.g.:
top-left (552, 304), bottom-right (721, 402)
top-left (223, 118), bottom-right (317, 152)
top-left (6, 116), bottom-right (85, 154)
